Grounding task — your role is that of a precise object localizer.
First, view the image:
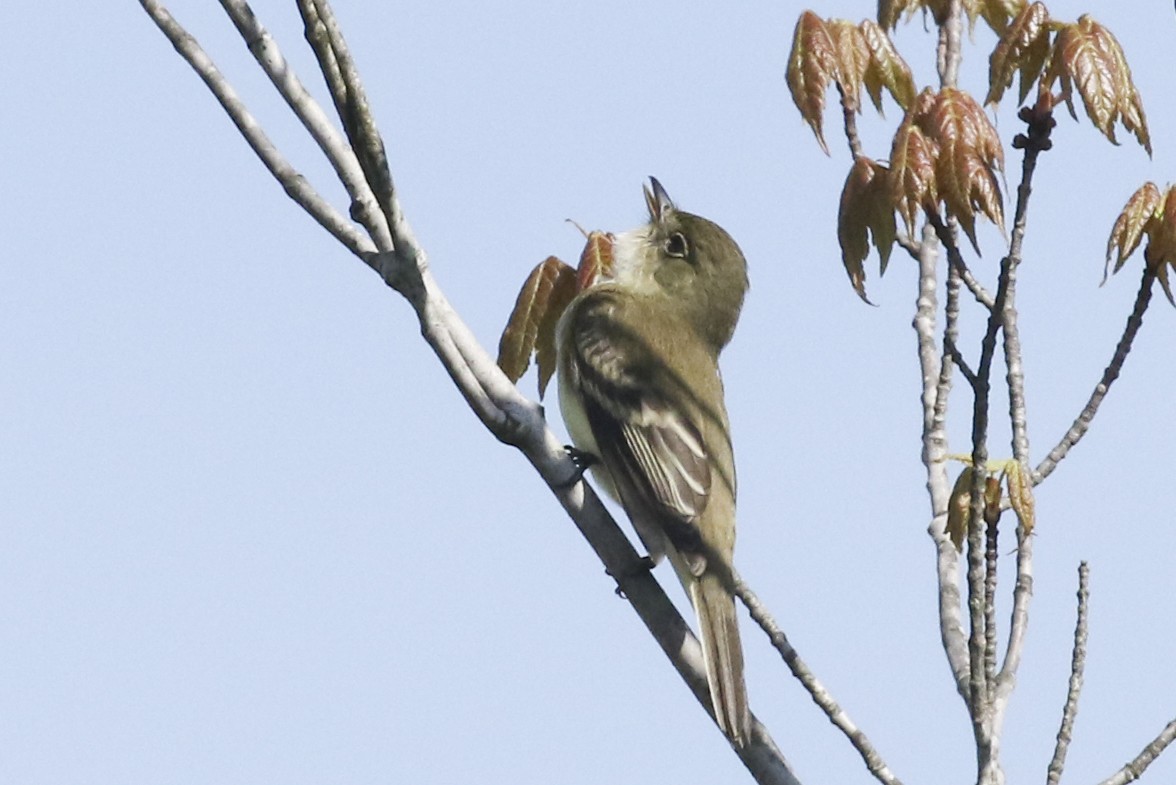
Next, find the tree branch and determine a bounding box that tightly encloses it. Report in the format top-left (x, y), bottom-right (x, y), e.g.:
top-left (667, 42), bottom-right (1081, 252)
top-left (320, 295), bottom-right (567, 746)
top-left (936, 0), bottom-right (963, 89)
top-left (218, 0), bottom-right (393, 250)
top-left (1033, 266), bottom-right (1156, 485)
top-left (915, 222), bottom-right (971, 699)
top-left (1095, 718), bottom-right (1176, 785)
top-left (983, 500), bottom-right (999, 695)
top-left (1046, 562), bottom-right (1089, 785)
top-left (837, 83), bottom-right (864, 160)
top-left (926, 213), bottom-right (996, 310)
top-left (992, 100), bottom-right (1055, 728)
top-left (141, 0), bottom-right (374, 258)
top-left (735, 575), bottom-right (901, 785)
top-left (141, 1), bottom-right (800, 781)
top-left (298, 0), bottom-right (412, 262)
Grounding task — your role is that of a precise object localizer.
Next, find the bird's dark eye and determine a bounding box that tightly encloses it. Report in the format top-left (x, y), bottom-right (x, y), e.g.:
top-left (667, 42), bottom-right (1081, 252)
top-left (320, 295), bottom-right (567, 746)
top-left (664, 232), bottom-right (689, 259)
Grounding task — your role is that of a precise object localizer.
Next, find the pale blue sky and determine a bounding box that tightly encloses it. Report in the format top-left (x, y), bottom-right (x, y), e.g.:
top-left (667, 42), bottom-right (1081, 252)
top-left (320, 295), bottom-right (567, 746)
top-left (3, 2), bottom-right (1174, 784)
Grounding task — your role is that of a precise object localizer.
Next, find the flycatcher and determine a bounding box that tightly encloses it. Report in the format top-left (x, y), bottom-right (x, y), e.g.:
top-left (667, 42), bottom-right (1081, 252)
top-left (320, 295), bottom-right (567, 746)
top-left (557, 178), bottom-right (751, 746)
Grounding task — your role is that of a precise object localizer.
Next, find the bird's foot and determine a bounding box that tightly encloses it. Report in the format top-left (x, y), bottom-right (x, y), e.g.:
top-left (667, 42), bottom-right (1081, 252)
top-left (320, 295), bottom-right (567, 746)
top-left (607, 555), bottom-right (655, 598)
top-left (555, 445), bottom-right (597, 489)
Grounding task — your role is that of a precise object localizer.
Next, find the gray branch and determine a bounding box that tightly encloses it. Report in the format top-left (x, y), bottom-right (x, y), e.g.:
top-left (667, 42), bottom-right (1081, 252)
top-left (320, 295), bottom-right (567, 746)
top-left (914, 222), bottom-right (971, 698)
top-left (736, 574), bottom-right (901, 785)
top-left (140, 0), bottom-right (799, 781)
top-left (141, 0), bottom-right (372, 257)
top-left (1046, 563), bottom-right (1089, 785)
top-left (1095, 718), bottom-right (1176, 785)
top-left (1034, 266), bottom-right (1156, 485)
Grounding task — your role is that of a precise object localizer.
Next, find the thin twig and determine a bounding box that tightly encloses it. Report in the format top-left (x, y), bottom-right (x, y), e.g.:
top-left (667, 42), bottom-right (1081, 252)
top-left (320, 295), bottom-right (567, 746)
top-left (963, 250), bottom-right (1012, 724)
top-left (290, 0), bottom-right (516, 442)
top-left (1096, 718), bottom-right (1176, 785)
top-left (141, 0), bottom-right (373, 258)
top-left (736, 574), bottom-right (902, 785)
top-left (983, 502), bottom-right (999, 697)
top-left (946, 213), bottom-right (1013, 785)
top-left (944, 334), bottom-right (977, 388)
top-left (1046, 563), bottom-right (1090, 785)
top-left (939, 264), bottom-right (963, 414)
top-left (915, 221), bottom-right (971, 698)
top-left (936, 0), bottom-right (963, 89)
top-left (217, 0), bottom-right (392, 250)
top-left (993, 99), bottom-right (1055, 715)
top-left (957, 260), bottom-right (997, 310)
top-left (926, 212), bottom-right (996, 309)
top-left (303, 0), bottom-right (412, 264)
top-left (996, 524), bottom-right (1033, 692)
top-left (1033, 266), bottom-right (1156, 484)
top-left (897, 232), bottom-right (923, 259)
top-left (837, 83), bottom-right (864, 160)
top-left (1002, 96), bottom-right (1051, 472)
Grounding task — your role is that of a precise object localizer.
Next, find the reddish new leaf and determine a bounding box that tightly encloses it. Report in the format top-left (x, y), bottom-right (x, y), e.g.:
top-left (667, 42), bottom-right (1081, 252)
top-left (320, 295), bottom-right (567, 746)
top-left (1104, 181), bottom-right (1161, 282)
top-left (838, 157), bottom-right (896, 302)
top-left (985, 2), bottom-right (1050, 106)
top-left (1088, 16), bottom-right (1152, 156)
top-left (787, 12), bottom-right (839, 154)
top-left (971, 0), bottom-right (1027, 35)
top-left (927, 88), bottom-right (1005, 251)
top-left (1147, 187), bottom-right (1176, 305)
top-left (860, 20), bottom-right (916, 113)
top-left (497, 256), bottom-right (578, 397)
top-left (879, 0), bottom-right (949, 30)
top-left (890, 95), bottom-right (939, 237)
top-left (827, 19), bottom-right (870, 111)
top-left (1046, 16), bottom-right (1152, 155)
top-left (576, 230), bottom-right (615, 291)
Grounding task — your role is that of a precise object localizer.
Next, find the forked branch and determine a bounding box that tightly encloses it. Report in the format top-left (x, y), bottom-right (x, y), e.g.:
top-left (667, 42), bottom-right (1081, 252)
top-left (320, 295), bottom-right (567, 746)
top-left (140, 0), bottom-right (800, 781)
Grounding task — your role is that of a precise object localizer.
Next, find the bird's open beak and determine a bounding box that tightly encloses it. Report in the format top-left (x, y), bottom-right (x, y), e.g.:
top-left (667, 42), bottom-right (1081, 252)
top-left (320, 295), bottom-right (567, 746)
top-left (643, 176), bottom-right (675, 224)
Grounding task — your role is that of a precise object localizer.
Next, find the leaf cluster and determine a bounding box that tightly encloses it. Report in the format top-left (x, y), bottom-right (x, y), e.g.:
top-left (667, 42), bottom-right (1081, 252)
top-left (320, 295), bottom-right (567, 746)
top-left (496, 231), bottom-right (615, 397)
top-left (786, 11), bottom-right (916, 154)
top-left (987, 4), bottom-right (1151, 155)
top-left (839, 88), bottom-right (1004, 300)
top-left (879, 0), bottom-right (1025, 33)
top-left (1106, 183), bottom-right (1176, 303)
top-left (945, 460), bottom-right (1036, 551)
top-left (787, 2), bottom-right (1153, 302)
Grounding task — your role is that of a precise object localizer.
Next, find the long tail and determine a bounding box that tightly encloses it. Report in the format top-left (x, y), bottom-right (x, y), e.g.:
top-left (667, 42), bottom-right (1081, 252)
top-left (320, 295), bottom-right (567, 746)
top-left (690, 570), bottom-right (750, 747)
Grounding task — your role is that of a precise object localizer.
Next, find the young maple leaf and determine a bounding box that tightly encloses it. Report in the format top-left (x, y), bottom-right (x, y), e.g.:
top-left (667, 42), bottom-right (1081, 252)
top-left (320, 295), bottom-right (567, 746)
top-left (965, 0), bottom-right (1028, 35)
top-left (889, 90), bottom-right (940, 238)
top-left (496, 256), bottom-right (578, 398)
top-left (886, 88), bottom-right (1004, 251)
top-left (572, 227), bottom-right (616, 291)
top-left (1105, 182), bottom-right (1162, 283)
top-left (1144, 189), bottom-right (1176, 304)
top-left (879, 0), bottom-right (950, 30)
top-left (1105, 183), bottom-right (1176, 304)
top-left (1004, 461), bottom-right (1036, 536)
top-left (926, 88), bottom-right (1006, 251)
top-left (945, 467), bottom-right (977, 551)
top-left (985, 1), bottom-right (1050, 106)
top-left (838, 156), bottom-right (897, 302)
top-left (787, 11), bottom-right (839, 154)
top-left (1045, 15), bottom-right (1152, 156)
top-left (825, 19), bottom-right (870, 112)
top-left (787, 13), bottom-right (916, 153)
top-left (860, 19), bottom-right (916, 114)
top-left (497, 232), bottom-right (617, 398)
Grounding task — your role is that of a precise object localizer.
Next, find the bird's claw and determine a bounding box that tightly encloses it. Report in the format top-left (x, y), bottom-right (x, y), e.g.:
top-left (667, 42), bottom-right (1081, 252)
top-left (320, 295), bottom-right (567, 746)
top-left (607, 556), bottom-right (655, 598)
top-left (555, 445), bottom-right (598, 489)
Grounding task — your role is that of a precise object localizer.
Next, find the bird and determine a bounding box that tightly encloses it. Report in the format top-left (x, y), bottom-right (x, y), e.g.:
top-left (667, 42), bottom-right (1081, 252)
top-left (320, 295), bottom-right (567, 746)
top-left (556, 177), bottom-right (751, 746)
